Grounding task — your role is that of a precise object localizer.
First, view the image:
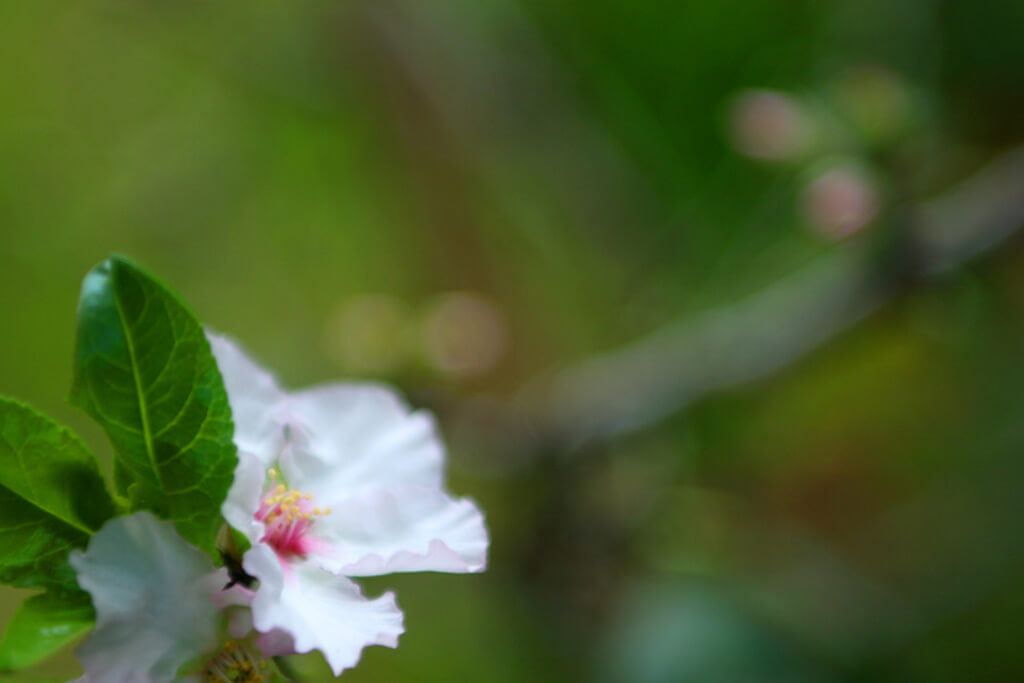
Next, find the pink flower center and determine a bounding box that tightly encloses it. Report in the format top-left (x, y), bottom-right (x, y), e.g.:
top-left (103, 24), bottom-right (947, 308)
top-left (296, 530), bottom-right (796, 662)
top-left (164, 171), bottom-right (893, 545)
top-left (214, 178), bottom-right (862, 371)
top-left (255, 469), bottom-right (329, 558)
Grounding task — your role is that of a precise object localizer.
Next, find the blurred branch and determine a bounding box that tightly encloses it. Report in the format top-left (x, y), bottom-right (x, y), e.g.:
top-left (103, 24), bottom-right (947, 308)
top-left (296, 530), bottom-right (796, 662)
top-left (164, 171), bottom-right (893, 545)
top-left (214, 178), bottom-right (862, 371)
top-left (360, 1), bottom-right (1024, 450)
top-left (919, 146), bottom-right (1024, 273)
top-left (522, 244), bottom-right (886, 445)
top-left (523, 146), bottom-right (1024, 447)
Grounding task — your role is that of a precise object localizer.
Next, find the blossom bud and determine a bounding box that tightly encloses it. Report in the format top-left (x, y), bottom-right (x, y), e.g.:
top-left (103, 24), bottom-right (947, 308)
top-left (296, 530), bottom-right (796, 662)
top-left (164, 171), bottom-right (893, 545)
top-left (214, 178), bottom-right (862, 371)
top-left (421, 292), bottom-right (506, 377)
top-left (832, 65), bottom-right (911, 146)
top-left (729, 89), bottom-right (811, 161)
top-left (800, 162), bottom-right (880, 240)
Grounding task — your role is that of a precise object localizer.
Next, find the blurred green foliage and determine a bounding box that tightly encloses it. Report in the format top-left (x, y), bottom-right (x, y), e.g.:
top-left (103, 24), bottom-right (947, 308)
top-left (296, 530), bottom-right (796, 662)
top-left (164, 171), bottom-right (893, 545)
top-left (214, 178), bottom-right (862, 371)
top-left (1, 0), bottom-right (1023, 680)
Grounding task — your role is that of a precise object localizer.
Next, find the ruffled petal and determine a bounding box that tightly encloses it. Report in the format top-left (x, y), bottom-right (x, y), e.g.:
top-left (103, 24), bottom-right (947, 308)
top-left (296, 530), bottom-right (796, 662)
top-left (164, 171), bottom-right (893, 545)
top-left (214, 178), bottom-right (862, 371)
top-left (256, 628), bottom-right (297, 658)
top-left (279, 384), bottom-right (444, 499)
top-left (206, 331), bottom-right (287, 466)
top-left (313, 486), bottom-right (488, 576)
top-left (69, 512), bottom-right (222, 683)
top-left (243, 544), bottom-right (403, 676)
top-left (221, 451), bottom-right (269, 545)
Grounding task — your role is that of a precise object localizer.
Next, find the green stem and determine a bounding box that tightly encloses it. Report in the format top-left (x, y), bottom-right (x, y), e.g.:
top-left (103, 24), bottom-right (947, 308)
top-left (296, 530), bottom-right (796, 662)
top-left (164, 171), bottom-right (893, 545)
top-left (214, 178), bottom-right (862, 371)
top-left (274, 655), bottom-right (302, 681)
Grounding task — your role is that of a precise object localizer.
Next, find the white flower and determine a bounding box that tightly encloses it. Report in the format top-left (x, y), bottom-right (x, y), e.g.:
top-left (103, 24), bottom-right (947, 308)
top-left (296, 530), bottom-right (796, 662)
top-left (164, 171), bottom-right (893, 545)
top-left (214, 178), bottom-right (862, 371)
top-left (208, 333), bottom-right (489, 676)
top-left (70, 511), bottom-right (275, 683)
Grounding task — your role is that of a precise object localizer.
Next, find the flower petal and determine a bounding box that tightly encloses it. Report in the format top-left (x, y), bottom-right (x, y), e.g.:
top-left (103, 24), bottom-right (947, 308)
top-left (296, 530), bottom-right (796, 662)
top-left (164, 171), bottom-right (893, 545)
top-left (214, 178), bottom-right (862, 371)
top-left (206, 331), bottom-right (287, 465)
top-left (221, 451), bottom-right (269, 545)
top-left (256, 628), bottom-right (297, 659)
top-left (70, 512), bottom-right (222, 683)
top-left (313, 485), bottom-right (488, 576)
top-left (243, 544), bottom-right (403, 676)
top-left (279, 384), bottom-right (445, 498)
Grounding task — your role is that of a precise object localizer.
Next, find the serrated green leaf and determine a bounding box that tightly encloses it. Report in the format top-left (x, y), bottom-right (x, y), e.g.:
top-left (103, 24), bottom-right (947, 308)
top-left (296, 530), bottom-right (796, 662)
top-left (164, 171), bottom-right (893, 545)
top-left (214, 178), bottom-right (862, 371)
top-left (0, 590), bottom-right (94, 672)
top-left (0, 399), bottom-right (116, 591)
top-left (70, 256), bottom-right (237, 558)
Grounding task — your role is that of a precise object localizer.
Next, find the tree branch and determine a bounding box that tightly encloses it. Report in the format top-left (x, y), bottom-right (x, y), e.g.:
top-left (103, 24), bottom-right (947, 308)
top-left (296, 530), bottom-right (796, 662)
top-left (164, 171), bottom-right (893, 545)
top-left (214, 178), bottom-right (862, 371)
top-left (522, 146), bottom-right (1024, 447)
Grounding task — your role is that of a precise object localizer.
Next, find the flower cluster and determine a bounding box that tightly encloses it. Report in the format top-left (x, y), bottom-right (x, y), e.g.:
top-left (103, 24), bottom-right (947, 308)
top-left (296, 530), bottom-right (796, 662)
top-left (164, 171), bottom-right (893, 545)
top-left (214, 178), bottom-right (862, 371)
top-left (0, 257), bottom-right (486, 682)
top-left (69, 333), bottom-right (488, 681)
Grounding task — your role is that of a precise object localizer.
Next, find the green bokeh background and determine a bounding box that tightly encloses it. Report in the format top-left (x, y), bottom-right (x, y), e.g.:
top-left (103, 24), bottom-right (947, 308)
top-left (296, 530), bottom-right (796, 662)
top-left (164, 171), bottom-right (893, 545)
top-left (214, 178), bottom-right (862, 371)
top-left (2, 0), bottom-right (1024, 680)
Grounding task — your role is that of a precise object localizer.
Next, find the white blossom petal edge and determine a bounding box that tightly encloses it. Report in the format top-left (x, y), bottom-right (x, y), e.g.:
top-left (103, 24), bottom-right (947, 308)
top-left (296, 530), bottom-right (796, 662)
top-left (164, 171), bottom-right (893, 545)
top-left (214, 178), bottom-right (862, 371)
top-left (69, 512), bottom-right (224, 683)
top-left (208, 332), bottom-right (489, 674)
top-left (244, 544), bottom-right (403, 675)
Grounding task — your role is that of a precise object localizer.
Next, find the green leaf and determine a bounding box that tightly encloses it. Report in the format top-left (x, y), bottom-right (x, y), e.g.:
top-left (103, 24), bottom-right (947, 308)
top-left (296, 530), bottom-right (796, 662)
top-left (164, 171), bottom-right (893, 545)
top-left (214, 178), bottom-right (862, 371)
top-left (0, 398), bottom-right (116, 591)
top-left (70, 256), bottom-right (237, 558)
top-left (0, 591), bottom-right (94, 672)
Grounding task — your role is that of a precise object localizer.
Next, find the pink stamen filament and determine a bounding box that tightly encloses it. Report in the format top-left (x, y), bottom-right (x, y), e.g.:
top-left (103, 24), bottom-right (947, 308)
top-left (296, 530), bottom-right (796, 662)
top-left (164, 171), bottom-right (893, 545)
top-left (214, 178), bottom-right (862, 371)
top-left (255, 469), bottom-right (330, 557)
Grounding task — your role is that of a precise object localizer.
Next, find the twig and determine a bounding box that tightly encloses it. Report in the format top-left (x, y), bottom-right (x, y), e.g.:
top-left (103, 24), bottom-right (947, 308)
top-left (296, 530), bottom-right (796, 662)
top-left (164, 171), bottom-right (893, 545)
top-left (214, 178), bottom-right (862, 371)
top-left (521, 146), bottom-right (1024, 447)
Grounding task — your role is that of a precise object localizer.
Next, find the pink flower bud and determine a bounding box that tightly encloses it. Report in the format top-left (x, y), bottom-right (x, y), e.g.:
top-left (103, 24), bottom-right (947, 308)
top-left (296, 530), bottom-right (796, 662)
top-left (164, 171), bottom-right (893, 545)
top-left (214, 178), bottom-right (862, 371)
top-left (729, 89), bottom-right (811, 161)
top-left (800, 163), bottom-right (879, 240)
